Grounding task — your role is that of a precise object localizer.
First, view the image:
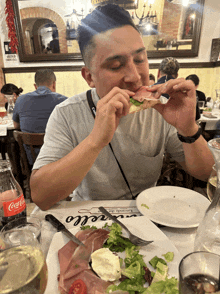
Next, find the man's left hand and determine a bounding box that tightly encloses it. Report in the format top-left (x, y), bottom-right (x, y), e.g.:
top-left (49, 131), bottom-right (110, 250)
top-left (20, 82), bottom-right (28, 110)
top-left (149, 78), bottom-right (198, 136)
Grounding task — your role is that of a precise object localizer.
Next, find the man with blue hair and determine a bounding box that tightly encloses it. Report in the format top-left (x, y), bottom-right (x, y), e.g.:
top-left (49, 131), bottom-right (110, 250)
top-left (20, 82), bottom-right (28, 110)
top-left (30, 4), bottom-right (214, 210)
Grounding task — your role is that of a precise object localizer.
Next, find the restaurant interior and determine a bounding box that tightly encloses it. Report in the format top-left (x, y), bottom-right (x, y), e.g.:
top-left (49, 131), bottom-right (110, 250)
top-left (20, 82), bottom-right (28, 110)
top-left (1, 1), bottom-right (220, 292)
top-left (0, 0), bottom-right (219, 101)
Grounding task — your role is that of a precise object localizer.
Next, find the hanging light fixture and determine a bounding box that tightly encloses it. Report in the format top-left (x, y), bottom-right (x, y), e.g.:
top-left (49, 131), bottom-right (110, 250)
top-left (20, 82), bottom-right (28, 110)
top-left (133, 0), bottom-right (158, 35)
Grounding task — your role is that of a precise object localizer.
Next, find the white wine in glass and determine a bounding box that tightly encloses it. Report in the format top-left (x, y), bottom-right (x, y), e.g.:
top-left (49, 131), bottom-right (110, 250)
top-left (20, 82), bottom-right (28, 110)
top-left (0, 245), bottom-right (48, 294)
top-left (207, 164), bottom-right (217, 201)
top-left (207, 175), bottom-right (217, 201)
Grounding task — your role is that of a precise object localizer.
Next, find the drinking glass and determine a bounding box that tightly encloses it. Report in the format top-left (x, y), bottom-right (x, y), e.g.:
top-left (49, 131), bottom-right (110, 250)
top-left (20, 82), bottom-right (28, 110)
top-left (0, 216), bottom-right (42, 244)
top-left (0, 233), bottom-right (48, 293)
top-left (207, 164), bottom-right (217, 201)
top-left (179, 251), bottom-right (220, 294)
top-left (198, 101), bottom-right (205, 109)
top-left (0, 218), bottom-right (48, 293)
top-left (0, 105), bottom-right (7, 123)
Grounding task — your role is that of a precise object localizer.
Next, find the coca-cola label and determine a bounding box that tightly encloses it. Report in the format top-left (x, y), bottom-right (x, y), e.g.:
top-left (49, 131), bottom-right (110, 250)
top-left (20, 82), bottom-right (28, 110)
top-left (3, 194), bottom-right (26, 217)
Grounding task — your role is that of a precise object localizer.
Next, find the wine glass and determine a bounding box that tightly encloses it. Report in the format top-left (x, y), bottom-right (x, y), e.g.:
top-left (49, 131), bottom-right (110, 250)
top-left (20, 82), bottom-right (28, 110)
top-left (207, 164), bottom-right (217, 201)
top-left (0, 106), bottom-right (7, 123)
top-left (0, 234), bottom-right (48, 294)
top-left (0, 217), bottom-right (48, 293)
top-left (179, 251), bottom-right (220, 294)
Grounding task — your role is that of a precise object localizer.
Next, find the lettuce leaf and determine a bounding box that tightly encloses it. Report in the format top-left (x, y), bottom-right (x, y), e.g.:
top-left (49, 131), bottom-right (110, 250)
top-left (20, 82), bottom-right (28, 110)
top-left (130, 97), bottom-right (143, 106)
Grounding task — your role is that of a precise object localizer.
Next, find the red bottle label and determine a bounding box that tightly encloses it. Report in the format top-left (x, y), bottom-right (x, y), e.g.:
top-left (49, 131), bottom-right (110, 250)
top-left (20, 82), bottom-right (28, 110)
top-left (3, 194), bottom-right (26, 217)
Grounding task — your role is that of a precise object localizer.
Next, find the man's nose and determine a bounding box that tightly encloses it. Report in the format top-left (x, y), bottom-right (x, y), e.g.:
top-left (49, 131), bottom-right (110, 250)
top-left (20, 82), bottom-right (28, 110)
top-left (124, 61), bottom-right (141, 83)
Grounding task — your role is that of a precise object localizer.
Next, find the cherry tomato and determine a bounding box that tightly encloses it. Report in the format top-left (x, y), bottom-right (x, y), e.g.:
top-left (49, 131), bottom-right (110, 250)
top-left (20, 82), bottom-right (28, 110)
top-left (68, 279), bottom-right (87, 294)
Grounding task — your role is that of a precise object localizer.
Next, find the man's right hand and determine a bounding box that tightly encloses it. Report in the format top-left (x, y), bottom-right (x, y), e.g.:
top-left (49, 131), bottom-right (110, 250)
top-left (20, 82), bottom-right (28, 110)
top-left (88, 87), bottom-right (135, 149)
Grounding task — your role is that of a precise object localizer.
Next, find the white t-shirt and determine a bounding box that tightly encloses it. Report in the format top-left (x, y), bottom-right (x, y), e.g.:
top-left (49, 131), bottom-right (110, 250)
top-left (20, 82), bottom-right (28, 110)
top-left (33, 88), bottom-right (185, 200)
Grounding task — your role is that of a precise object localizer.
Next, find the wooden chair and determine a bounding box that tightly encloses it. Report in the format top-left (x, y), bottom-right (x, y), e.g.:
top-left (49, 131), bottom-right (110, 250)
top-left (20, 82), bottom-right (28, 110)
top-left (13, 130), bottom-right (45, 200)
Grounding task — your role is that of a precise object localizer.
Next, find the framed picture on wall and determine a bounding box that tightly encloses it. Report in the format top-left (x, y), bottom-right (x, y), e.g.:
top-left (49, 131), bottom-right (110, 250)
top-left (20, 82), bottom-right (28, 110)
top-left (210, 38), bottom-right (220, 62)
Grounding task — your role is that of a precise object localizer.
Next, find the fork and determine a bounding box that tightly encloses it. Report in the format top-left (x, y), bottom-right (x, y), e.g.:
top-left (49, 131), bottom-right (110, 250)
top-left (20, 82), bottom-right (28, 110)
top-left (98, 206), bottom-right (153, 246)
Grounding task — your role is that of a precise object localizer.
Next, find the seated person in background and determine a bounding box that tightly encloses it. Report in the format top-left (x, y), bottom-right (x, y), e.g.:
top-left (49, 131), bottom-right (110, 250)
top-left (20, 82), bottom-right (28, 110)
top-left (13, 69), bottom-right (67, 166)
top-left (155, 57), bottom-right (179, 85)
top-left (1, 83), bottom-right (23, 110)
top-left (149, 73), bottom-right (155, 85)
top-left (49, 31), bottom-right (60, 53)
top-left (30, 4), bottom-right (214, 210)
top-left (154, 57), bottom-right (179, 99)
top-left (186, 74), bottom-right (207, 107)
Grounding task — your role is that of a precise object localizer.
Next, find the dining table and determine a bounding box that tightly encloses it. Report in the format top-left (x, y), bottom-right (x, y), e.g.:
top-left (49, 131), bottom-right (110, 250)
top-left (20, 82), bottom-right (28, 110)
top-left (0, 118), bottom-right (24, 190)
top-left (25, 194), bottom-right (211, 293)
top-left (199, 112), bottom-right (220, 131)
top-left (27, 199), bottom-right (199, 260)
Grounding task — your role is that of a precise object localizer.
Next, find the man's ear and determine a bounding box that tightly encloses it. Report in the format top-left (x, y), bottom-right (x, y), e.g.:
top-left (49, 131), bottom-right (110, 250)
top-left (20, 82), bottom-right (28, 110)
top-left (157, 70), bottom-right (160, 79)
top-left (81, 67), bottom-right (95, 88)
top-left (52, 81), bottom-right (56, 92)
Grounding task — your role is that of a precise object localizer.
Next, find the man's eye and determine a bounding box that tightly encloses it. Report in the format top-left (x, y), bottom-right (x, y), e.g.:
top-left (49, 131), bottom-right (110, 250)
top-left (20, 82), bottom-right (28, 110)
top-left (134, 59), bottom-right (144, 64)
top-left (110, 64), bottom-right (123, 70)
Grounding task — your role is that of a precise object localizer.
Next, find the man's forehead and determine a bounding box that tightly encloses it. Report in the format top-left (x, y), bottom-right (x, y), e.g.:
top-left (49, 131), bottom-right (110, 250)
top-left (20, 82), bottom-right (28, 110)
top-left (93, 26), bottom-right (145, 58)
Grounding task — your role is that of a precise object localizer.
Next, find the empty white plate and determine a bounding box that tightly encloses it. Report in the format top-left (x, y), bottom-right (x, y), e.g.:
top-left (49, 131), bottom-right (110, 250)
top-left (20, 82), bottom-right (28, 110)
top-left (136, 186), bottom-right (210, 228)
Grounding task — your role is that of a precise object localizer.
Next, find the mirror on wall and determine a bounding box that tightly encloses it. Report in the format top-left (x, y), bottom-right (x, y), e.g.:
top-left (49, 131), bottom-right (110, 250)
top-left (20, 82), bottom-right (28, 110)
top-left (12, 0), bottom-right (205, 62)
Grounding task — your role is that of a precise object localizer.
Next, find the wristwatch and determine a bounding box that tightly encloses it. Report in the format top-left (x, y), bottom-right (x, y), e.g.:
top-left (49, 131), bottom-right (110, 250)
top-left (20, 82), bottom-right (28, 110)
top-left (177, 127), bottom-right (202, 144)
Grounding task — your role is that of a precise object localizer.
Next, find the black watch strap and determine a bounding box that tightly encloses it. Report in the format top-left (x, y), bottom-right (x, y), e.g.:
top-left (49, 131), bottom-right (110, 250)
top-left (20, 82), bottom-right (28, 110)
top-left (177, 127), bottom-right (202, 144)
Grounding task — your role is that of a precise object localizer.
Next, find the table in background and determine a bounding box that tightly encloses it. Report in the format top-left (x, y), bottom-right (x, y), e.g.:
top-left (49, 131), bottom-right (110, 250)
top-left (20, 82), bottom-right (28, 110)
top-left (199, 113), bottom-right (220, 130)
top-left (0, 122), bottom-right (24, 191)
top-left (28, 200), bottom-right (197, 258)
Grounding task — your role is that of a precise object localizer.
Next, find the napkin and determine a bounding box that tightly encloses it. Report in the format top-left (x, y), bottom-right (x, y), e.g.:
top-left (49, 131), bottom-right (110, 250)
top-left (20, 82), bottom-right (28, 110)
top-left (0, 120), bottom-right (14, 136)
top-left (0, 125), bottom-right (7, 136)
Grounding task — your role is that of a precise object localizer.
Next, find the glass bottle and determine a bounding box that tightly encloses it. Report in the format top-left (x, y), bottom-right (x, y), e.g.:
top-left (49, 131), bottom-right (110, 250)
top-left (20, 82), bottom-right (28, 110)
top-left (194, 138), bottom-right (220, 254)
top-left (0, 160), bottom-right (26, 227)
top-left (5, 94), bottom-right (15, 119)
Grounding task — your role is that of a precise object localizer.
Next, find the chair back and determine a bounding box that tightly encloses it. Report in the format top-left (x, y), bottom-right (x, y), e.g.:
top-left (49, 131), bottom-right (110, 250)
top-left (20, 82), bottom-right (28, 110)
top-left (13, 130), bottom-right (45, 198)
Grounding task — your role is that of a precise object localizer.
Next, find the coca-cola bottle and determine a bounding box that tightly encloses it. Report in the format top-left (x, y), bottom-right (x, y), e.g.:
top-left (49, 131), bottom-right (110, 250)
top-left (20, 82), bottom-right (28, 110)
top-left (0, 160), bottom-right (26, 227)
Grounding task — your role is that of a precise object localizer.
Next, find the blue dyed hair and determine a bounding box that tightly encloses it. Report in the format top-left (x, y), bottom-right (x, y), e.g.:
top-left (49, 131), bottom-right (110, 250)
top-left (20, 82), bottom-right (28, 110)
top-left (77, 4), bottom-right (139, 57)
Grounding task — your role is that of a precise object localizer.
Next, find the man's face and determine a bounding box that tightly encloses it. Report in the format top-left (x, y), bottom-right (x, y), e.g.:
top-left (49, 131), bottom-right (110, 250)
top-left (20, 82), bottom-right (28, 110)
top-left (85, 25), bottom-right (149, 98)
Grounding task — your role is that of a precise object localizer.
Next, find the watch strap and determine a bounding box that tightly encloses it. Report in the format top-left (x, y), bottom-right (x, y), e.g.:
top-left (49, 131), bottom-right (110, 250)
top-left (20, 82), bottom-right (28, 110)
top-left (177, 127), bottom-right (202, 143)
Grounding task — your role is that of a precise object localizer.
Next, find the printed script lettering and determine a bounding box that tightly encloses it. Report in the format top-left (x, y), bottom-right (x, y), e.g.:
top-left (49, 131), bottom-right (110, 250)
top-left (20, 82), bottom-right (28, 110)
top-left (65, 214), bottom-right (139, 227)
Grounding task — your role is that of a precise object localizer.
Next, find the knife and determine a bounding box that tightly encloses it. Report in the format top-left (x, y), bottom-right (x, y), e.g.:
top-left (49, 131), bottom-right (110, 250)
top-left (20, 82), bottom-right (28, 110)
top-left (45, 214), bottom-right (84, 246)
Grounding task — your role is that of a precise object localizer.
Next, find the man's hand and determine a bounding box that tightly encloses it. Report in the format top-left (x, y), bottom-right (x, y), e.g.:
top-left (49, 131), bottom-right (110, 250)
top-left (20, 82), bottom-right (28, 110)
top-left (88, 87), bottom-right (135, 149)
top-left (149, 78), bottom-right (198, 136)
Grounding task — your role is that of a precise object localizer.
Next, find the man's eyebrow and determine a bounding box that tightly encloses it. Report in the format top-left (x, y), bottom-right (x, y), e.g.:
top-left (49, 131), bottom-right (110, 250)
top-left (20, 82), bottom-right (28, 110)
top-left (134, 47), bottom-right (146, 55)
top-left (103, 47), bottom-right (146, 64)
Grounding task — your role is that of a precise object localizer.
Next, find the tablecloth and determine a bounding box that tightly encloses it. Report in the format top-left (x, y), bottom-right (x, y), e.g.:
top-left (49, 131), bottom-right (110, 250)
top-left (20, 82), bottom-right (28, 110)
top-left (0, 120), bottom-right (14, 136)
top-left (31, 200), bottom-right (197, 258)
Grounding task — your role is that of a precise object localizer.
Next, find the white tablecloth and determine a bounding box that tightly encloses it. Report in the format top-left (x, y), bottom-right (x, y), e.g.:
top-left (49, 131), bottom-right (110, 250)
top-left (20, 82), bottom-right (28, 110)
top-left (0, 119), bottom-right (14, 136)
top-left (31, 200), bottom-right (197, 259)
top-left (199, 113), bottom-right (220, 130)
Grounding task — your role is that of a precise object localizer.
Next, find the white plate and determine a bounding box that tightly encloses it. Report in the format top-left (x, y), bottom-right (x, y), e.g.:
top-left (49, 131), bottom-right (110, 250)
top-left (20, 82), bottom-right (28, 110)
top-left (45, 217), bottom-right (181, 294)
top-left (136, 186), bottom-right (210, 228)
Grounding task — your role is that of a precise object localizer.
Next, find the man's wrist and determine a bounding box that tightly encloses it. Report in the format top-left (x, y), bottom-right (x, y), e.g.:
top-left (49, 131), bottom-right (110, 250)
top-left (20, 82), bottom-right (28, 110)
top-left (177, 127), bottom-right (202, 144)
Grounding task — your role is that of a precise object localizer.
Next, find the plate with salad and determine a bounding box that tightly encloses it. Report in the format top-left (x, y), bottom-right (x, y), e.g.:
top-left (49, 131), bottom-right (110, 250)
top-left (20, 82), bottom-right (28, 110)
top-left (45, 216), bottom-right (181, 294)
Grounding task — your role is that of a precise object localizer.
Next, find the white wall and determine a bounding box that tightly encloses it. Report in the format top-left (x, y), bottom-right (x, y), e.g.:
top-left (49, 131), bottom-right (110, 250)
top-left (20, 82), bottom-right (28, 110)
top-left (0, 0), bottom-right (220, 68)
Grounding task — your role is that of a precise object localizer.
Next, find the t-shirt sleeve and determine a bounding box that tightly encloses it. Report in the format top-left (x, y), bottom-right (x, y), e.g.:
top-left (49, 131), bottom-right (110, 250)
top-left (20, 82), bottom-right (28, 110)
top-left (33, 104), bottom-right (75, 170)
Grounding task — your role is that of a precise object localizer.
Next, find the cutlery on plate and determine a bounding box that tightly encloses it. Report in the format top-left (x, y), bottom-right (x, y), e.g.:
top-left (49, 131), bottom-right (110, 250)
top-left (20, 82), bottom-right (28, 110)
top-left (45, 214), bottom-right (84, 246)
top-left (98, 206), bottom-right (153, 246)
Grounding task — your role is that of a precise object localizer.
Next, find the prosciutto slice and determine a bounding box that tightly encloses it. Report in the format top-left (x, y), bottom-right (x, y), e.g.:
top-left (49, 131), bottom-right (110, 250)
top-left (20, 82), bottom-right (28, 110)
top-left (129, 86), bottom-right (161, 113)
top-left (58, 228), bottom-right (111, 294)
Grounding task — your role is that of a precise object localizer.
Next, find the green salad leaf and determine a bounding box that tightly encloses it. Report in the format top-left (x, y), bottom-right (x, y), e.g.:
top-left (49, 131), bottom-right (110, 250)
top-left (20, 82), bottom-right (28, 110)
top-left (103, 223), bottom-right (134, 252)
top-left (143, 277), bottom-right (179, 294)
top-left (163, 252), bottom-right (174, 262)
top-left (149, 256), bottom-right (167, 269)
top-left (130, 97), bottom-right (143, 106)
